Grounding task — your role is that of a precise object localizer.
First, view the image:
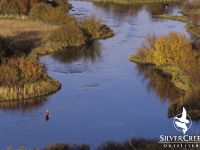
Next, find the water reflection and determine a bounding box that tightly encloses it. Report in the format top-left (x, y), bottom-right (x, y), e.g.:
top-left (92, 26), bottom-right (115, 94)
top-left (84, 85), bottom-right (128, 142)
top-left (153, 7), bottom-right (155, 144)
top-left (135, 64), bottom-right (200, 120)
top-left (145, 3), bottom-right (174, 17)
top-left (93, 2), bottom-right (143, 23)
top-left (93, 2), bottom-right (182, 19)
top-left (51, 41), bottom-right (102, 64)
top-left (135, 64), bottom-right (183, 102)
top-left (0, 97), bottom-right (48, 112)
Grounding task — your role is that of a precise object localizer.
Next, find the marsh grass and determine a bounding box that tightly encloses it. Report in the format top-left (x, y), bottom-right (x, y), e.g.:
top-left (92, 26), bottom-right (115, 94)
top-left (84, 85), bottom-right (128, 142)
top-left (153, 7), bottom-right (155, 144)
top-left (0, 57), bottom-right (61, 101)
top-left (29, 3), bottom-right (76, 25)
top-left (158, 14), bottom-right (188, 22)
top-left (47, 22), bottom-right (87, 49)
top-left (0, 76), bottom-right (61, 101)
top-left (0, 0), bottom-right (19, 15)
top-left (80, 15), bottom-right (114, 40)
top-left (0, 1), bottom-right (113, 101)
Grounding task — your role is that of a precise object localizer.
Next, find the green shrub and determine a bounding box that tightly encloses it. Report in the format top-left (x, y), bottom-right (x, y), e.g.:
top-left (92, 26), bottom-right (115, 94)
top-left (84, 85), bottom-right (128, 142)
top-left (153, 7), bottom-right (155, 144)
top-left (80, 15), bottom-right (114, 40)
top-left (18, 57), bottom-right (45, 82)
top-left (137, 32), bottom-right (196, 70)
top-left (0, 57), bottom-right (46, 86)
top-left (29, 3), bottom-right (75, 25)
top-left (46, 23), bottom-right (87, 49)
top-left (0, 0), bottom-right (19, 15)
top-left (0, 63), bottom-right (20, 86)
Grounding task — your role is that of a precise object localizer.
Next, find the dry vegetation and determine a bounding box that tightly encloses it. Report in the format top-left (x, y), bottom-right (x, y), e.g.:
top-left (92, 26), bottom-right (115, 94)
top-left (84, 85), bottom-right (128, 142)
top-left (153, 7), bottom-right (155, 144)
top-left (0, 18), bottom-right (58, 37)
top-left (29, 2), bottom-right (75, 25)
top-left (0, 57), bottom-right (61, 101)
top-left (157, 0), bottom-right (200, 39)
top-left (130, 32), bottom-right (200, 102)
top-left (80, 15), bottom-right (114, 40)
top-left (0, 0), bottom-right (113, 101)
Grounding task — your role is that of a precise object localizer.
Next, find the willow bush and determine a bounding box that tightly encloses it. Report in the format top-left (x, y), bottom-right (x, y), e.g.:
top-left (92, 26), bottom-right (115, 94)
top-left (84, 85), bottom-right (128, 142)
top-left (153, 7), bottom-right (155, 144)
top-left (80, 15), bottom-right (114, 40)
top-left (0, 0), bottom-right (19, 15)
top-left (0, 57), bottom-right (61, 101)
top-left (0, 77), bottom-right (61, 101)
top-left (47, 23), bottom-right (87, 49)
top-left (131, 32), bottom-right (200, 92)
top-left (0, 57), bottom-right (45, 86)
top-left (136, 32), bottom-right (197, 72)
top-left (29, 3), bottom-right (75, 25)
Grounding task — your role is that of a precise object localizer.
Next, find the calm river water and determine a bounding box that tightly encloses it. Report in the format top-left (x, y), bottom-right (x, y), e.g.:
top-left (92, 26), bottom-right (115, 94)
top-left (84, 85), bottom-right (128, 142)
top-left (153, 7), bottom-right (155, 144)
top-left (0, 0), bottom-right (199, 149)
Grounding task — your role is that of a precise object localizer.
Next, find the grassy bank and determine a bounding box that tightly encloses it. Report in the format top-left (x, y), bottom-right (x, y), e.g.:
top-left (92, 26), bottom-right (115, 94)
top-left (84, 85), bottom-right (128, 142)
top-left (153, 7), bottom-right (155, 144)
top-left (0, 1), bottom-right (114, 101)
top-left (158, 14), bottom-right (188, 22)
top-left (0, 76), bottom-right (61, 101)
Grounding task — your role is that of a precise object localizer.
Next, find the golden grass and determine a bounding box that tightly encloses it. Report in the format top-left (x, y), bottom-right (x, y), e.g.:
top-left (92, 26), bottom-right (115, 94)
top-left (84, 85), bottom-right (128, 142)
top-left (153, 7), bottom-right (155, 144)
top-left (0, 5), bottom-right (113, 101)
top-left (80, 15), bottom-right (114, 40)
top-left (0, 18), bottom-right (58, 38)
top-left (0, 76), bottom-right (61, 101)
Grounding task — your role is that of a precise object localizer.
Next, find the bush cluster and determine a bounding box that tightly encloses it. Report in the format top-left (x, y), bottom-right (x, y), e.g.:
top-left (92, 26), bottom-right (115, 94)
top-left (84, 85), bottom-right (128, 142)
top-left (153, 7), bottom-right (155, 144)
top-left (0, 0), bottom-right (71, 15)
top-left (136, 32), bottom-right (200, 85)
top-left (80, 15), bottom-right (114, 40)
top-left (29, 3), bottom-right (75, 25)
top-left (47, 22), bottom-right (87, 49)
top-left (43, 14), bottom-right (114, 50)
top-left (0, 57), bottom-right (45, 86)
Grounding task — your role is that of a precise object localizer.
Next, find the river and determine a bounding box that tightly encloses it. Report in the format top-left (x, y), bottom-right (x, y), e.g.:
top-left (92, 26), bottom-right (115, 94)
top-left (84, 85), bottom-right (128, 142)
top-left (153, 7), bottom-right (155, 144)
top-left (0, 0), bottom-right (199, 149)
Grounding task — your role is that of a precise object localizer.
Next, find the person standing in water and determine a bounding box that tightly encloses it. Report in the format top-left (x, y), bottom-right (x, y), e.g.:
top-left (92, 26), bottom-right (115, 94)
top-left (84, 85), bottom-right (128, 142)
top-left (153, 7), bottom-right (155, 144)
top-left (45, 110), bottom-right (49, 121)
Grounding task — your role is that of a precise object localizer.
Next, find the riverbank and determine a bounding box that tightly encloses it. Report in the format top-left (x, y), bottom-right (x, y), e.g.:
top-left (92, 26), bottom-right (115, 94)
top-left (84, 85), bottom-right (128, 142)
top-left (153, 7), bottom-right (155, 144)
top-left (0, 1), bottom-right (114, 101)
top-left (158, 0), bottom-right (200, 38)
top-left (129, 32), bottom-right (200, 118)
top-left (158, 14), bottom-right (200, 38)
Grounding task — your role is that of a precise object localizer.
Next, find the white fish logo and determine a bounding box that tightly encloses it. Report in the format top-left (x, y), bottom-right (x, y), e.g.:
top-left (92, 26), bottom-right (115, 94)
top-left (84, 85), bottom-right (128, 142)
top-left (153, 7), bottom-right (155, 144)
top-left (173, 107), bottom-right (192, 134)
